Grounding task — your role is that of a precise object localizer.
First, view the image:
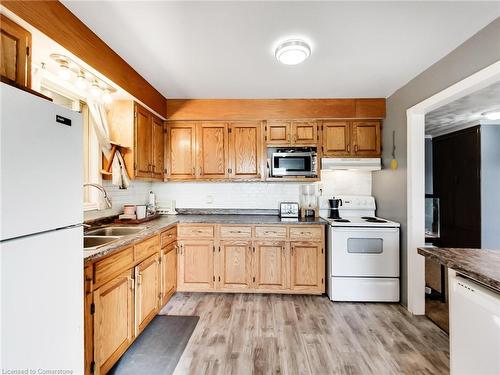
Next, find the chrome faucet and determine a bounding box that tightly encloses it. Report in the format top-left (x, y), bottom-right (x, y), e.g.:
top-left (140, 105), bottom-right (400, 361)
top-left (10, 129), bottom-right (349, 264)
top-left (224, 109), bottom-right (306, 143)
top-left (84, 183), bottom-right (112, 209)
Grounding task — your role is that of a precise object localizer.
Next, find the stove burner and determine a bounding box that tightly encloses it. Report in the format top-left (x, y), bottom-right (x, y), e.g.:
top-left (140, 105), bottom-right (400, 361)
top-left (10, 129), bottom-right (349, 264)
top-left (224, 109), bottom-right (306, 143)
top-left (364, 217), bottom-right (388, 223)
top-left (333, 219), bottom-right (350, 223)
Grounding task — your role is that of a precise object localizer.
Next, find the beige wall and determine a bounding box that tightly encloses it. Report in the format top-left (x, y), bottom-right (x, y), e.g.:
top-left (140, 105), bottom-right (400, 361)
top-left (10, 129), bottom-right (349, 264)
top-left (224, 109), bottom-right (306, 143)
top-left (373, 18), bottom-right (500, 306)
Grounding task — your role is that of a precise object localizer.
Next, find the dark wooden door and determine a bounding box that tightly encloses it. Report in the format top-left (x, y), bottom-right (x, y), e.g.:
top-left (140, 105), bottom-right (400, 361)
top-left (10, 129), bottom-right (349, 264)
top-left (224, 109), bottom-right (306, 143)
top-left (433, 127), bottom-right (481, 248)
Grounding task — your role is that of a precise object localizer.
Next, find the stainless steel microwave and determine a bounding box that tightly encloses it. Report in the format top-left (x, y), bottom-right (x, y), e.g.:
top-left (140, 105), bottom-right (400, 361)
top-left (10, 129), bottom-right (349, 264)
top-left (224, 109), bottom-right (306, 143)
top-left (271, 150), bottom-right (317, 177)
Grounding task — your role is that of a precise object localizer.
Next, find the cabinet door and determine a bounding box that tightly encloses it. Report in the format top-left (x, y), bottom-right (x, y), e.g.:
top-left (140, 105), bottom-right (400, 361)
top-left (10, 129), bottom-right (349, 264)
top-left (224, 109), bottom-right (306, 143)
top-left (228, 122), bottom-right (261, 179)
top-left (94, 270), bottom-right (134, 375)
top-left (253, 241), bottom-right (287, 290)
top-left (134, 104), bottom-right (152, 178)
top-left (177, 240), bottom-right (215, 291)
top-left (151, 115), bottom-right (164, 180)
top-left (0, 15), bottom-right (31, 88)
top-left (292, 121), bottom-right (318, 145)
top-left (135, 254), bottom-right (160, 334)
top-left (161, 243), bottom-right (177, 306)
top-left (352, 121), bottom-right (381, 156)
top-left (84, 267), bottom-right (93, 375)
top-left (322, 120), bottom-right (351, 156)
top-left (266, 120), bottom-right (291, 145)
top-left (198, 122), bottom-right (228, 178)
top-left (219, 241), bottom-right (252, 290)
top-left (290, 242), bottom-right (324, 293)
top-left (167, 122), bottom-right (197, 179)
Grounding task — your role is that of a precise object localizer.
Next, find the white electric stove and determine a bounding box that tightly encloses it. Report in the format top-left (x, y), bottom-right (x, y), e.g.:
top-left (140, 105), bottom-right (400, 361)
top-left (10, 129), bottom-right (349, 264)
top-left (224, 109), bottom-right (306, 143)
top-left (321, 195), bottom-right (400, 302)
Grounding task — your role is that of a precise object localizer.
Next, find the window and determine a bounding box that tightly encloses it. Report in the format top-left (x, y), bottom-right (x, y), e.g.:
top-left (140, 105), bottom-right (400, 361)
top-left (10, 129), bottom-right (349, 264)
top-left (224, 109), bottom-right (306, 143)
top-left (40, 82), bottom-right (102, 211)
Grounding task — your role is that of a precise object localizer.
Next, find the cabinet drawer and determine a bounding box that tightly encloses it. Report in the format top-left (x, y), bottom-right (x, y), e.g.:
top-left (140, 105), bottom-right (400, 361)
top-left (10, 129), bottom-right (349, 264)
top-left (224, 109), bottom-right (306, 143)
top-left (134, 235), bottom-right (160, 262)
top-left (160, 226), bottom-right (177, 248)
top-left (94, 246), bottom-right (134, 288)
top-left (178, 225), bottom-right (214, 238)
top-left (289, 226), bottom-right (323, 241)
top-left (255, 226), bottom-right (287, 239)
top-left (220, 225), bottom-right (252, 239)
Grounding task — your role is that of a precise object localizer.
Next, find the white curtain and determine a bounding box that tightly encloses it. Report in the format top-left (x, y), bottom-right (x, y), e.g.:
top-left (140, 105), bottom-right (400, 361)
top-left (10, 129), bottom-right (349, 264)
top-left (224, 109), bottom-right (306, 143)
top-left (87, 100), bottom-right (130, 189)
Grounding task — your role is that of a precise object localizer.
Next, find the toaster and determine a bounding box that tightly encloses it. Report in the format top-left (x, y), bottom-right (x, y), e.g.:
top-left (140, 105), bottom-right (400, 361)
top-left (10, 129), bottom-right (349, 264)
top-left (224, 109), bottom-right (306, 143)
top-left (279, 202), bottom-right (299, 218)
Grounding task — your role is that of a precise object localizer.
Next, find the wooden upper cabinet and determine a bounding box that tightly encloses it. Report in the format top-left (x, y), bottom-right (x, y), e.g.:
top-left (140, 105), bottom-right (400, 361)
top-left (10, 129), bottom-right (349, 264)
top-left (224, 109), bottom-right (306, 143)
top-left (253, 241), bottom-right (287, 290)
top-left (177, 240), bottom-right (215, 291)
top-left (322, 120), bottom-right (381, 157)
top-left (267, 120), bottom-right (318, 146)
top-left (93, 270), bottom-right (134, 375)
top-left (134, 105), bottom-right (152, 178)
top-left (322, 120), bottom-right (350, 156)
top-left (291, 121), bottom-right (317, 145)
top-left (228, 121), bottom-right (262, 179)
top-left (166, 121), bottom-right (196, 179)
top-left (266, 120), bottom-right (291, 145)
top-left (197, 122), bottom-right (228, 178)
top-left (151, 116), bottom-right (164, 179)
top-left (135, 254), bottom-right (160, 335)
top-left (352, 121), bottom-right (381, 156)
top-left (290, 241), bottom-right (323, 293)
top-left (107, 101), bottom-right (164, 180)
top-left (0, 15), bottom-right (31, 88)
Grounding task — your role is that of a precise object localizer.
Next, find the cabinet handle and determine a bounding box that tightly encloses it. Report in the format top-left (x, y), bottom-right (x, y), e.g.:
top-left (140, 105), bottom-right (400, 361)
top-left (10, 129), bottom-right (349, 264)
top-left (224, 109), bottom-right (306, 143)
top-left (199, 166), bottom-right (202, 175)
top-left (137, 273), bottom-right (143, 286)
top-left (354, 145), bottom-right (358, 153)
top-left (192, 167), bottom-right (196, 175)
top-left (265, 230), bottom-right (276, 234)
top-left (347, 144), bottom-right (350, 152)
top-left (288, 133), bottom-right (291, 142)
top-left (129, 277), bottom-right (135, 290)
top-left (291, 246), bottom-right (294, 256)
top-left (230, 230), bottom-right (242, 234)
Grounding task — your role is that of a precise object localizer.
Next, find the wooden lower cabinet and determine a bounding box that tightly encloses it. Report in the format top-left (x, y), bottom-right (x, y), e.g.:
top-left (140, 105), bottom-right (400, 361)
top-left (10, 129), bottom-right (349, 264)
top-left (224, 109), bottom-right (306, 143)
top-left (219, 240), bottom-right (253, 290)
top-left (253, 241), bottom-right (287, 290)
top-left (135, 253), bottom-right (160, 334)
top-left (290, 241), bottom-right (324, 293)
top-left (93, 270), bottom-right (134, 375)
top-left (86, 223), bottom-right (324, 374)
top-left (84, 266), bottom-right (94, 375)
top-left (161, 242), bottom-right (177, 305)
top-left (177, 240), bottom-right (215, 291)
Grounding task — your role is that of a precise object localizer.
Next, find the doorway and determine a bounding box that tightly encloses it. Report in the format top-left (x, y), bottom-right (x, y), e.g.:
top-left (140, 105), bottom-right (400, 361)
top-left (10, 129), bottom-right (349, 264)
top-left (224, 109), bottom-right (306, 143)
top-left (406, 60), bottom-right (500, 314)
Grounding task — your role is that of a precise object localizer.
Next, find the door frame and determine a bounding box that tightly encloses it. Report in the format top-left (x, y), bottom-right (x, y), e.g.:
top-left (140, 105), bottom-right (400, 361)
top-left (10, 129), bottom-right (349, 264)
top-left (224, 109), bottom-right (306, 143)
top-left (406, 60), bottom-right (500, 314)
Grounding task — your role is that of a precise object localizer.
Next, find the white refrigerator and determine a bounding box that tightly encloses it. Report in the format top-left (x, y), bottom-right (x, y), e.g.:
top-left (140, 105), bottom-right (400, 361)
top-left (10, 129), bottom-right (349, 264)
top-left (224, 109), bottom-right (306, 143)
top-left (0, 83), bottom-right (84, 373)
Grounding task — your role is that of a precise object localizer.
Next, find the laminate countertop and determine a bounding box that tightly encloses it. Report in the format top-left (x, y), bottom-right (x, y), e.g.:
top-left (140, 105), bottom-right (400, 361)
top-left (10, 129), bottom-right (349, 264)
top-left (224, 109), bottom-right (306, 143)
top-left (84, 214), bottom-right (327, 262)
top-left (418, 247), bottom-right (500, 292)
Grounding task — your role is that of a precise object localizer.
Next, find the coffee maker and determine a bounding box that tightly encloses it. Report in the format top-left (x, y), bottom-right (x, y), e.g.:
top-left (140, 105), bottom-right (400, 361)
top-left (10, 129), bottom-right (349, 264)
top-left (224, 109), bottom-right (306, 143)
top-left (328, 198), bottom-right (343, 219)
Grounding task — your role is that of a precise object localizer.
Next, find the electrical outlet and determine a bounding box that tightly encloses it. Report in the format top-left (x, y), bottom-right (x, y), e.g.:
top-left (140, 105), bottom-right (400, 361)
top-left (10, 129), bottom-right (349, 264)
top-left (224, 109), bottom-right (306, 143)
top-left (206, 195), bottom-right (213, 204)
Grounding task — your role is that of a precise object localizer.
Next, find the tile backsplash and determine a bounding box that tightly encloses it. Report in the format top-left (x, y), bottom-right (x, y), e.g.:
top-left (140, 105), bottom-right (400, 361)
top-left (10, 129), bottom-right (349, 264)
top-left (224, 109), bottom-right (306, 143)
top-left (83, 180), bottom-right (152, 221)
top-left (153, 171), bottom-right (372, 210)
top-left (84, 171), bottom-right (372, 219)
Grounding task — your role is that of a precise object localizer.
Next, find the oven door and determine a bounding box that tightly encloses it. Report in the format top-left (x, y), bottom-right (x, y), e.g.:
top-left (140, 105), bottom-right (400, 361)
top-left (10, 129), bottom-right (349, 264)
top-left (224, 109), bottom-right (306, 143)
top-left (331, 227), bottom-right (399, 277)
top-left (272, 152), bottom-right (315, 176)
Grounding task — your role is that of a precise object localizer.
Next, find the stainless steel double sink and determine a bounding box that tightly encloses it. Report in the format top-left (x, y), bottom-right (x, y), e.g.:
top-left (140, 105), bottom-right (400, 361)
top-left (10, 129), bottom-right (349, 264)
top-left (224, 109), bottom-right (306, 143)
top-left (84, 226), bottom-right (146, 250)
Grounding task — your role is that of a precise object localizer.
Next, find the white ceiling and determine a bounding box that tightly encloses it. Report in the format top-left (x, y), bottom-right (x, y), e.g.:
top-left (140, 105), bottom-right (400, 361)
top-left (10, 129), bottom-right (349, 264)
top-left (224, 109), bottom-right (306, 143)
top-left (426, 81), bottom-right (500, 137)
top-left (62, 1), bottom-right (500, 99)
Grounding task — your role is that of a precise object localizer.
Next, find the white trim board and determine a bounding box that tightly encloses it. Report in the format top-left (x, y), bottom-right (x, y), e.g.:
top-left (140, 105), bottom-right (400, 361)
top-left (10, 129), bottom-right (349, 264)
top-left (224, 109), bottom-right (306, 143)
top-left (406, 60), bottom-right (500, 315)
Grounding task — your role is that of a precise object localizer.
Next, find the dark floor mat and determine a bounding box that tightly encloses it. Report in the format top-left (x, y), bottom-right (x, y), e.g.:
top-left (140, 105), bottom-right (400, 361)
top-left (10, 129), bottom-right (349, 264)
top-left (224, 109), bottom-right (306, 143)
top-left (108, 315), bottom-right (199, 375)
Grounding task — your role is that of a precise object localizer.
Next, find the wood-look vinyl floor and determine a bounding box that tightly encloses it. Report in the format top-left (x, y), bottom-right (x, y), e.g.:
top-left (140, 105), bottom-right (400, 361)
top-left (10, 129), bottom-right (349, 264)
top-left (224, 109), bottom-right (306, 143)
top-left (160, 293), bottom-right (449, 375)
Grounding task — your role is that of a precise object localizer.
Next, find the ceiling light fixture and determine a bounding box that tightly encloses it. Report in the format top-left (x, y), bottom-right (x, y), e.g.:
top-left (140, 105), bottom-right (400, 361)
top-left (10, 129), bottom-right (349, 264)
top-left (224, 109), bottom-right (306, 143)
top-left (102, 89), bottom-right (112, 104)
top-left (75, 71), bottom-right (88, 90)
top-left (90, 82), bottom-right (102, 98)
top-left (483, 111), bottom-right (500, 121)
top-left (275, 39), bottom-right (311, 65)
top-left (50, 53), bottom-right (116, 102)
top-left (58, 60), bottom-right (72, 80)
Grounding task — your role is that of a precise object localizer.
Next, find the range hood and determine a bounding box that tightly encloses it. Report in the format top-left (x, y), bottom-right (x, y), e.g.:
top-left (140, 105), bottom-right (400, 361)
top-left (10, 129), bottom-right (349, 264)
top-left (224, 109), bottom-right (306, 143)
top-left (321, 157), bottom-right (381, 171)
